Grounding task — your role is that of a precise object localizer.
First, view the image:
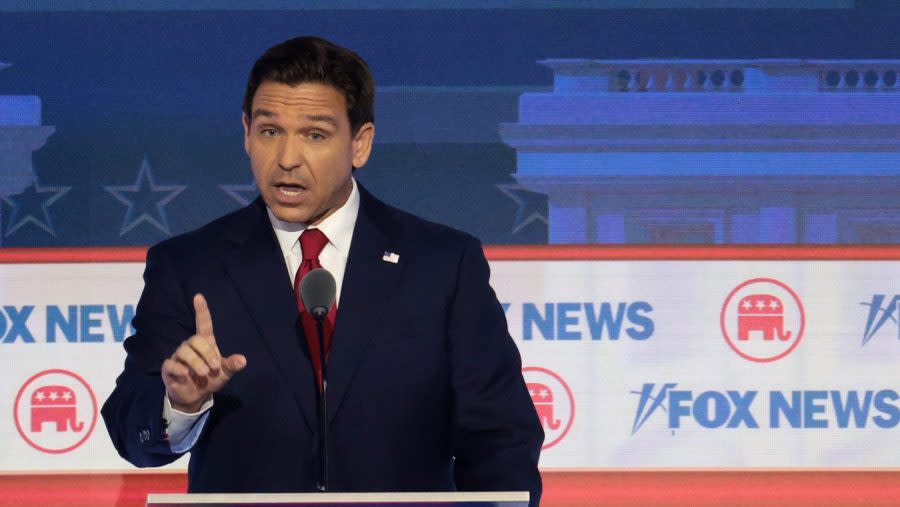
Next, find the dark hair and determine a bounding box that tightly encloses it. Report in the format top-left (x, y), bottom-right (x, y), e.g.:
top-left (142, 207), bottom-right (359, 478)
top-left (242, 36), bottom-right (375, 134)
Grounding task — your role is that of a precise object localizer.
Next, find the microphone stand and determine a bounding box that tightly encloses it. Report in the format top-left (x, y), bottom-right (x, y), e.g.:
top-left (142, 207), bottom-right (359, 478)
top-left (312, 308), bottom-right (329, 492)
top-left (300, 268), bottom-right (336, 493)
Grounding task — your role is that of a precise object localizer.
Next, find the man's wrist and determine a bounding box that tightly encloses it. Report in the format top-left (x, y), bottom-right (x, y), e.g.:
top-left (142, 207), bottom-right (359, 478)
top-left (163, 394), bottom-right (213, 451)
top-left (169, 397), bottom-right (209, 415)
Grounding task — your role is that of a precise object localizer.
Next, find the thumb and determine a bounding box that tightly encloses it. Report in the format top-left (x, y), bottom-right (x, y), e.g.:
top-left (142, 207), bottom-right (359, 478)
top-left (222, 353), bottom-right (247, 375)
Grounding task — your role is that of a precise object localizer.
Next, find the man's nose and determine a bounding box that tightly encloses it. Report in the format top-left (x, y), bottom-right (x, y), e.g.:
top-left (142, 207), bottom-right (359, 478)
top-left (277, 136), bottom-right (304, 171)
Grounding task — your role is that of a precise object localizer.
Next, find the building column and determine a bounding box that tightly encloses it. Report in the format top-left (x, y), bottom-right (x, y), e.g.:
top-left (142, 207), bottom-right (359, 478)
top-left (594, 212), bottom-right (626, 244)
top-left (730, 212), bottom-right (759, 243)
top-left (759, 207), bottom-right (797, 243)
top-left (547, 190), bottom-right (589, 244)
top-left (803, 213), bottom-right (838, 243)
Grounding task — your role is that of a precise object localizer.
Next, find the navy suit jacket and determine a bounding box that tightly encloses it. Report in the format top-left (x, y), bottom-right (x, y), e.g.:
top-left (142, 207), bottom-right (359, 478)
top-left (101, 184), bottom-right (543, 505)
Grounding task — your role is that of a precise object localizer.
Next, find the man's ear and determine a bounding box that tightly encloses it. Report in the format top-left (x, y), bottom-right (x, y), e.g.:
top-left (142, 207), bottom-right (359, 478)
top-left (351, 122), bottom-right (375, 169)
top-left (241, 113), bottom-right (251, 155)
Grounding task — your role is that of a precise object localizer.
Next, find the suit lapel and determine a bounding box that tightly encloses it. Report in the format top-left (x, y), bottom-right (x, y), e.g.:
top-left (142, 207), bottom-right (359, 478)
top-left (221, 199), bottom-right (317, 432)
top-left (327, 186), bottom-right (405, 422)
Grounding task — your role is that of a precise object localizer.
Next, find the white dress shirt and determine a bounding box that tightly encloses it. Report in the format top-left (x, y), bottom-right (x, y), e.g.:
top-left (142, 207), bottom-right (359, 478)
top-left (164, 178), bottom-right (360, 451)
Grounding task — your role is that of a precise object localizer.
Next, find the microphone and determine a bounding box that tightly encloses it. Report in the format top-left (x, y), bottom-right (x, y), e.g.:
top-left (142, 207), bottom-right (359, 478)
top-left (299, 267), bottom-right (336, 492)
top-left (300, 267), bottom-right (336, 319)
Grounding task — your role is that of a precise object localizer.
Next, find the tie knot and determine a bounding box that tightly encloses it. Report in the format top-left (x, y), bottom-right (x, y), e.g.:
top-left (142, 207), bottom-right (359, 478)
top-left (299, 228), bottom-right (329, 261)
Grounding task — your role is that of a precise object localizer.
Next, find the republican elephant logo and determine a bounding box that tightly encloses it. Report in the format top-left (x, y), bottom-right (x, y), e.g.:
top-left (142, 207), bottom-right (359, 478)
top-left (527, 382), bottom-right (562, 430)
top-left (721, 278), bottom-right (805, 363)
top-left (737, 294), bottom-right (792, 341)
top-left (14, 369), bottom-right (98, 454)
top-left (522, 367), bottom-right (574, 450)
top-left (30, 385), bottom-right (84, 432)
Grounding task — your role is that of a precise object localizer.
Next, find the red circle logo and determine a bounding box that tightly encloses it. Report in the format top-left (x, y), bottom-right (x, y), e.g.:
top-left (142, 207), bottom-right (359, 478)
top-left (14, 369), bottom-right (98, 454)
top-left (522, 366), bottom-right (574, 449)
top-left (720, 278), bottom-right (805, 362)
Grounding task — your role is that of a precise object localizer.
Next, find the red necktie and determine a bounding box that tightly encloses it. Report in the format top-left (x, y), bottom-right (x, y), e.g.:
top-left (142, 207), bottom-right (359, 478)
top-left (293, 228), bottom-right (336, 392)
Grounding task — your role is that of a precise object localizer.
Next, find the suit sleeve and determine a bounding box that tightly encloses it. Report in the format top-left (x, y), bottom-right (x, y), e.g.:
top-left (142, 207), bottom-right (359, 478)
top-left (101, 243), bottom-right (196, 467)
top-left (449, 236), bottom-right (544, 506)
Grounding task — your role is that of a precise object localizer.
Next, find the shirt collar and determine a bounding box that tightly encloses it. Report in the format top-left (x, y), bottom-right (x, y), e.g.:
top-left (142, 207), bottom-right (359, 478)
top-left (267, 177), bottom-right (359, 257)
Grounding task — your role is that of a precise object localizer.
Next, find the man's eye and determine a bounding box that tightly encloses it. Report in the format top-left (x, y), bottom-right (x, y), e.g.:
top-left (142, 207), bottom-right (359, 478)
top-left (261, 128), bottom-right (278, 137)
top-left (309, 132), bottom-right (325, 141)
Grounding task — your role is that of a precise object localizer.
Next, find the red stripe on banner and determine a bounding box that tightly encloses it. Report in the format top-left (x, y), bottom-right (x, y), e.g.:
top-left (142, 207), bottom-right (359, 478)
top-left (2, 471), bottom-right (900, 506)
top-left (0, 247), bottom-right (148, 263)
top-left (483, 244), bottom-right (900, 260)
top-left (0, 245), bottom-right (898, 263)
top-left (0, 472), bottom-right (186, 507)
top-left (541, 471), bottom-right (900, 506)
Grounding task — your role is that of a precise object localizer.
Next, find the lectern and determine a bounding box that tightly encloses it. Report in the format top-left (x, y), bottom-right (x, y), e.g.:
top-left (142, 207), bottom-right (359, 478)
top-left (147, 491), bottom-right (529, 507)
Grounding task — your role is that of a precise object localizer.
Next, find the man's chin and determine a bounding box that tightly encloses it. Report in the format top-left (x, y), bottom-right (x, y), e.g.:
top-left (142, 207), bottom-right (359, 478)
top-left (268, 204), bottom-right (314, 225)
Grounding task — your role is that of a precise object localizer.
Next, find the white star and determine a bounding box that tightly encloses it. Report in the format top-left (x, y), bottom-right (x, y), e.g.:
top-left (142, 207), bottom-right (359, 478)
top-left (34, 391), bottom-right (46, 401)
top-left (61, 391), bottom-right (72, 401)
top-left (220, 179), bottom-right (259, 206)
top-left (741, 299), bottom-right (752, 310)
top-left (496, 184), bottom-right (548, 235)
top-left (104, 156), bottom-right (186, 236)
top-left (755, 300), bottom-right (766, 310)
top-left (769, 299), bottom-right (780, 310)
top-left (2, 180), bottom-right (71, 237)
top-left (48, 391), bottom-right (58, 401)
top-left (539, 388), bottom-right (550, 400)
top-left (528, 388), bottom-right (536, 397)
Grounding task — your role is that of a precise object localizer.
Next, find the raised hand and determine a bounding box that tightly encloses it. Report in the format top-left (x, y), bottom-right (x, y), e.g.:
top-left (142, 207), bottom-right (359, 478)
top-left (162, 293), bottom-right (247, 413)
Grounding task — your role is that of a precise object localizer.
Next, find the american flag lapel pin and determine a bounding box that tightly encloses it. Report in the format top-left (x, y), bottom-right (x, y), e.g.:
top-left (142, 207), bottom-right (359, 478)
top-left (382, 251), bottom-right (400, 264)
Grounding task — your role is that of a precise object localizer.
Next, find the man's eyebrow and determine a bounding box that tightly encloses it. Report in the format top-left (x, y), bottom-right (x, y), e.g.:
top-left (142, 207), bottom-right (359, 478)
top-left (250, 111), bottom-right (337, 127)
top-left (305, 114), bottom-right (338, 127)
top-left (251, 108), bottom-right (276, 120)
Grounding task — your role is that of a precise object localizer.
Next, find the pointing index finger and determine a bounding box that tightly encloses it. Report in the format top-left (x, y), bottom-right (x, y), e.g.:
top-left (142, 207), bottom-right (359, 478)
top-left (193, 293), bottom-right (215, 339)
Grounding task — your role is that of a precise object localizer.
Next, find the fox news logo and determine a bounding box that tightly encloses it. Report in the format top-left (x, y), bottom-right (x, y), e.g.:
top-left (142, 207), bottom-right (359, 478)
top-left (0, 304), bottom-right (135, 343)
top-left (503, 301), bottom-right (654, 341)
top-left (861, 295), bottom-right (899, 346)
top-left (631, 383), bottom-right (900, 434)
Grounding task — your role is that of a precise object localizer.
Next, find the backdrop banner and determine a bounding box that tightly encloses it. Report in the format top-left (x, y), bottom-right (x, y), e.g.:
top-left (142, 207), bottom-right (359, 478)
top-left (1, 257), bottom-right (898, 471)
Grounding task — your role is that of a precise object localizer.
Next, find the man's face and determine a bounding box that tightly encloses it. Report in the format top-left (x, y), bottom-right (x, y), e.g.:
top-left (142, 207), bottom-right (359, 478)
top-left (242, 81), bottom-right (374, 224)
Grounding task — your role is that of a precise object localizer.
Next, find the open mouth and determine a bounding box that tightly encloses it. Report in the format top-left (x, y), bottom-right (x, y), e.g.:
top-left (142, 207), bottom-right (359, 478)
top-left (276, 182), bottom-right (307, 191)
top-left (274, 183), bottom-right (309, 202)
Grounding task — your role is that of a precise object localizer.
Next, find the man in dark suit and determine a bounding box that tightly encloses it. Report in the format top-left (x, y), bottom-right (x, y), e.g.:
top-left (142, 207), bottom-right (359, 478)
top-left (101, 36), bottom-right (543, 505)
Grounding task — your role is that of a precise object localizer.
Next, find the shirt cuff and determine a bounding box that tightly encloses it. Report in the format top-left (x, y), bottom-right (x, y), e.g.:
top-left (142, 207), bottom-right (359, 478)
top-left (163, 395), bottom-right (213, 453)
